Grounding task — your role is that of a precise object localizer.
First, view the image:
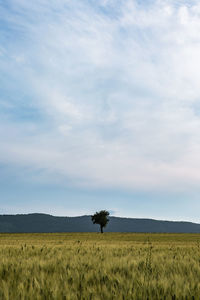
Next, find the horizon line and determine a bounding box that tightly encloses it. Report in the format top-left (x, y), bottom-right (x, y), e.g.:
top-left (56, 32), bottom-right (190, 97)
top-left (0, 212), bottom-right (200, 225)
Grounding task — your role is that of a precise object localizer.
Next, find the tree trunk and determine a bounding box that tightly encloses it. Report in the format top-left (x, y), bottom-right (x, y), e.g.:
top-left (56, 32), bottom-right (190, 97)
top-left (100, 225), bottom-right (103, 233)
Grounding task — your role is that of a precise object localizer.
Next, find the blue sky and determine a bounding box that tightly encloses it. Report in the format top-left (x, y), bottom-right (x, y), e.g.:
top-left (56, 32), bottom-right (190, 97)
top-left (1, 0), bottom-right (200, 221)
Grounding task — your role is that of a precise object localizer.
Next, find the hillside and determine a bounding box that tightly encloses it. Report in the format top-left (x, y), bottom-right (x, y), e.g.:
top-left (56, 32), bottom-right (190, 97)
top-left (0, 213), bottom-right (200, 233)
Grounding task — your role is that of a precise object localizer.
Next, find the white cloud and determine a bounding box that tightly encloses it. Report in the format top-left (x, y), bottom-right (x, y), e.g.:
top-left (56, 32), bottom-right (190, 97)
top-left (1, 0), bottom-right (200, 193)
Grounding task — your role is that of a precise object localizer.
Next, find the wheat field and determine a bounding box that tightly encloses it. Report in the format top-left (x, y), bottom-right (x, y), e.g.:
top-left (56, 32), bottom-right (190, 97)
top-left (0, 233), bottom-right (200, 299)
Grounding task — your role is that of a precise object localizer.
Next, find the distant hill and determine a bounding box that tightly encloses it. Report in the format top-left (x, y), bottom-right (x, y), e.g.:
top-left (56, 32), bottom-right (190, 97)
top-left (0, 213), bottom-right (200, 233)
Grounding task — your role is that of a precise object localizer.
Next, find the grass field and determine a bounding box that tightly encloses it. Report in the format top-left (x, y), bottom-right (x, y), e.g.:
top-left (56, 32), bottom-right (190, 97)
top-left (0, 233), bottom-right (200, 299)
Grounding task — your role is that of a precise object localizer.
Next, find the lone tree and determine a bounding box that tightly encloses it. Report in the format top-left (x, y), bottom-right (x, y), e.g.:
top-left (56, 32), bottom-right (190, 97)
top-left (91, 210), bottom-right (110, 233)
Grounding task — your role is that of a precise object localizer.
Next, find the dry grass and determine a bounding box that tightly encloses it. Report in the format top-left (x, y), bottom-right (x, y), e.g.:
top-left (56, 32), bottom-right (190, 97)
top-left (0, 233), bottom-right (200, 299)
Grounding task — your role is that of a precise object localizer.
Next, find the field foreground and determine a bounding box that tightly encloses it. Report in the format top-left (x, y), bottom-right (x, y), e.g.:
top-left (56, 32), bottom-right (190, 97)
top-left (0, 233), bottom-right (200, 299)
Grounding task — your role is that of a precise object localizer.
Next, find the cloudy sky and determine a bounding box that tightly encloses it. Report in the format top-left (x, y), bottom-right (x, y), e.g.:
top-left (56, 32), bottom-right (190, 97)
top-left (1, 0), bottom-right (200, 221)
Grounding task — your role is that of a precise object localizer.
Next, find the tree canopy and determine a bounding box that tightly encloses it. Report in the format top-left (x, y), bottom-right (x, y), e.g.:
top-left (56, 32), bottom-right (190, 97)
top-left (91, 210), bottom-right (110, 233)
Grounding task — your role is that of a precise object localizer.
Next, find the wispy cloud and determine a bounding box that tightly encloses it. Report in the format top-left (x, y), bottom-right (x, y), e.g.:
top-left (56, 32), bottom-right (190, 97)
top-left (1, 0), bottom-right (200, 195)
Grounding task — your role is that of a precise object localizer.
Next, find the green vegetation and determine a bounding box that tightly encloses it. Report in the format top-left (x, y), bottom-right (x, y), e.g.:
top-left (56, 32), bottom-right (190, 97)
top-left (0, 233), bottom-right (200, 299)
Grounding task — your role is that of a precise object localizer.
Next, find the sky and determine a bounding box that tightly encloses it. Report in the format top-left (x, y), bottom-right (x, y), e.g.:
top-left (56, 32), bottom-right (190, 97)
top-left (1, 0), bottom-right (200, 221)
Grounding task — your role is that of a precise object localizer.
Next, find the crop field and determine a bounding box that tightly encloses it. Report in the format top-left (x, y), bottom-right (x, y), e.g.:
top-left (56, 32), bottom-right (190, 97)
top-left (0, 233), bottom-right (200, 299)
